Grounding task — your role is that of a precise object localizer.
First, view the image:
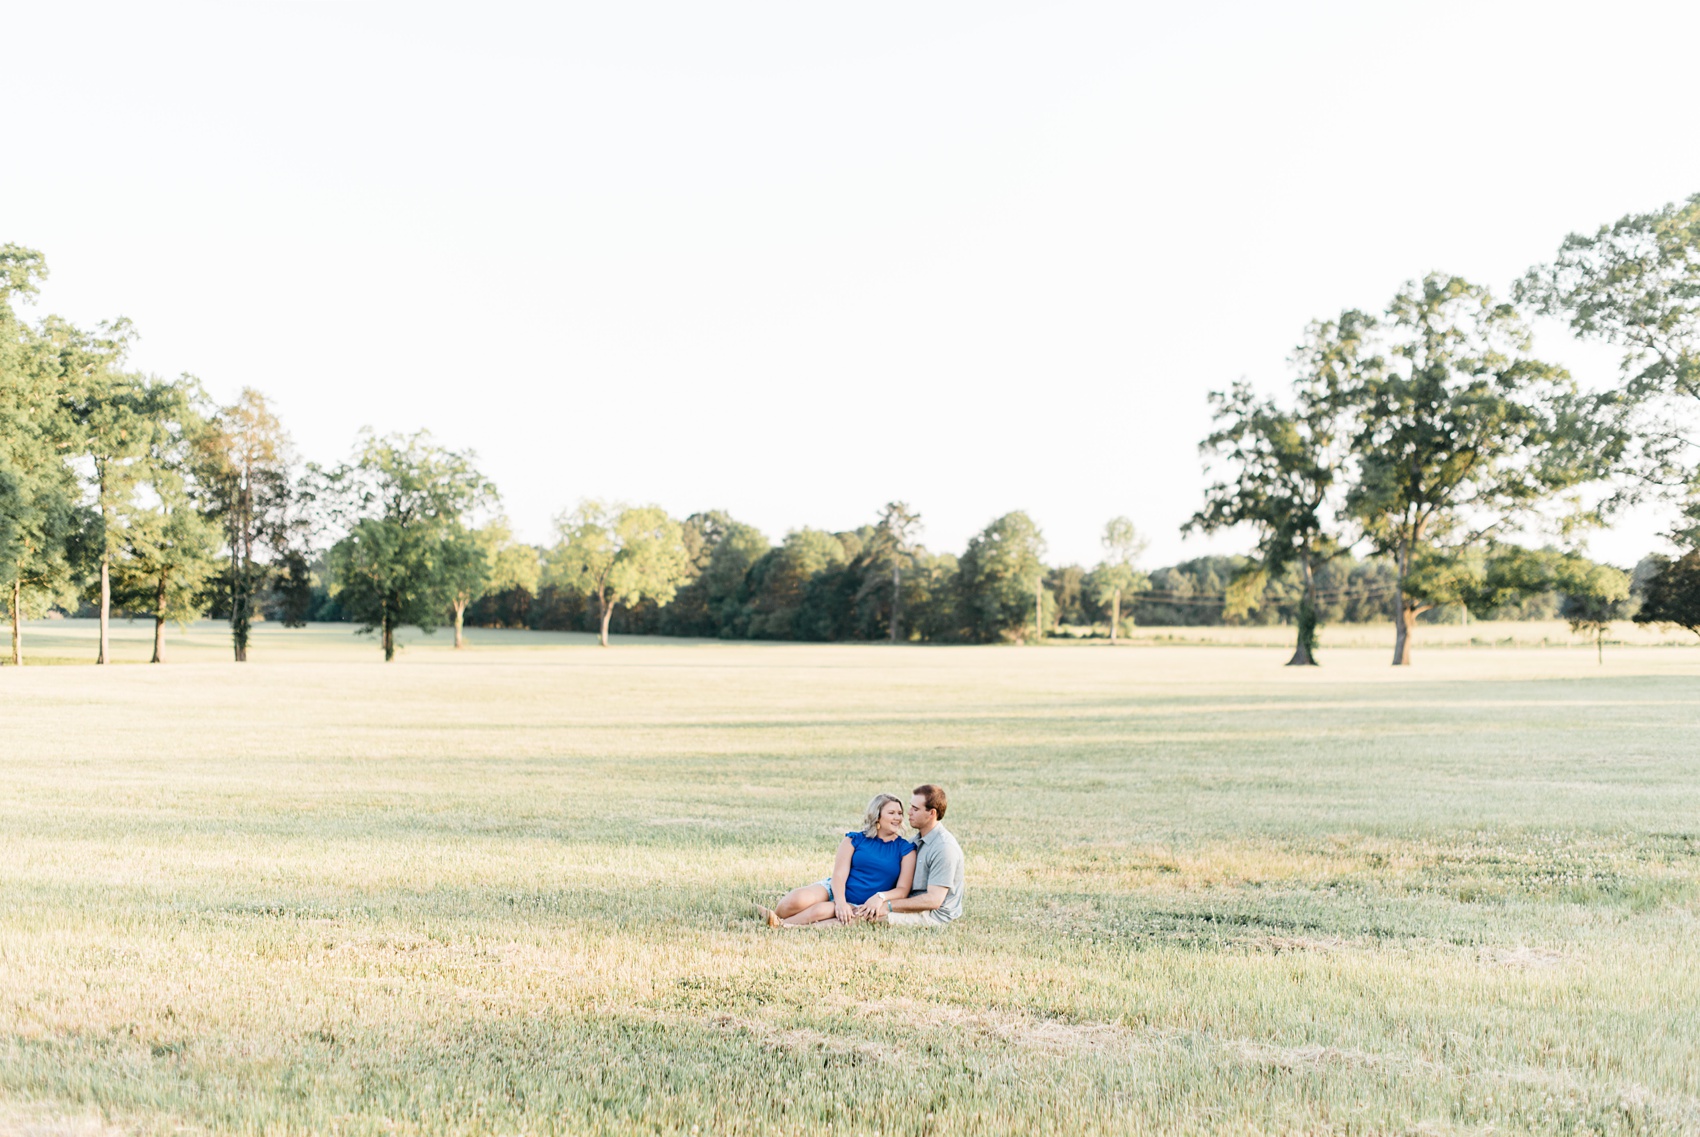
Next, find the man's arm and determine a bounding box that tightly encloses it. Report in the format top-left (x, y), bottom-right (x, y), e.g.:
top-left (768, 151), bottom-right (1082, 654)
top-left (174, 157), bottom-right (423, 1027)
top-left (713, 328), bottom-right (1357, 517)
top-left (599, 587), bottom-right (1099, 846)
top-left (886, 884), bottom-right (948, 914)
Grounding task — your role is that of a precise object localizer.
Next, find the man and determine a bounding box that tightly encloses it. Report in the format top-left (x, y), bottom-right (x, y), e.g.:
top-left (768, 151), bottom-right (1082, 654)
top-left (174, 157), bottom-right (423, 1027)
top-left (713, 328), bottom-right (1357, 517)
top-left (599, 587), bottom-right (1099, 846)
top-left (855, 783), bottom-right (963, 927)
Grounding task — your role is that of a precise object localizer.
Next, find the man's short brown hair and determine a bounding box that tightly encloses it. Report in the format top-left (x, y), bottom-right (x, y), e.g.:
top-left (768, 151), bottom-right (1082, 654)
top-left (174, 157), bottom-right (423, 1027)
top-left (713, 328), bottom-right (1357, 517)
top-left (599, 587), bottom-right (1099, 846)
top-left (912, 783), bottom-right (947, 821)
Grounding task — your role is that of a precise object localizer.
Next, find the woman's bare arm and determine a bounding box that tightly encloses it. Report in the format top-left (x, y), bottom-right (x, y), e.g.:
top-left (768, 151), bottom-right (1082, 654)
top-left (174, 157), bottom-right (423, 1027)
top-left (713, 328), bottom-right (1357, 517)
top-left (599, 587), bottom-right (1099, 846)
top-left (830, 838), bottom-right (855, 922)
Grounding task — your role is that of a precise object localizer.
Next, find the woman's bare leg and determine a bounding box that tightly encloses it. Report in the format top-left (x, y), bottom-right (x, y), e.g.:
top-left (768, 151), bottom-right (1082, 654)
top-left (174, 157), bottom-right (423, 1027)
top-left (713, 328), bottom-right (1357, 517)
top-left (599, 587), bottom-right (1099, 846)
top-left (781, 900), bottom-right (841, 927)
top-left (775, 883), bottom-right (829, 919)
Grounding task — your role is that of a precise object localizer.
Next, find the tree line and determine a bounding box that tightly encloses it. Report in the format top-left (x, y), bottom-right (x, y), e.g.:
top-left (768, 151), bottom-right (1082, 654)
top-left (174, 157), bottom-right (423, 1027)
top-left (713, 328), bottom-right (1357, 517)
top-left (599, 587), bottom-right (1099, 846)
top-left (455, 541), bottom-right (1647, 660)
top-left (4, 191), bottom-right (1699, 665)
top-left (0, 242), bottom-right (1145, 662)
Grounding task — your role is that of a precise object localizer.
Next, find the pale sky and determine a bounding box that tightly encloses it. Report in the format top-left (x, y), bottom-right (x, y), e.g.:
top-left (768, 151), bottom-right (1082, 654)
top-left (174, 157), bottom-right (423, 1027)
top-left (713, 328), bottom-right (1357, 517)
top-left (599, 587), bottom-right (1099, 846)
top-left (5, 2), bottom-right (1697, 569)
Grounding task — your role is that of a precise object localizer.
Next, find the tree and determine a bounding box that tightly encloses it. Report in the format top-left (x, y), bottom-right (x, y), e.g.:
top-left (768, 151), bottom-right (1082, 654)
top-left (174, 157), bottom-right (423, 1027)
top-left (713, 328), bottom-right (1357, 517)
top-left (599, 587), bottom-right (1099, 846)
top-left (624, 511), bottom-right (770, 639)
top-left (1189, 314), bottom-right (1367, 665)
top-left (50, 317), bottom-right (163, 665)
top-left (458, 531), bottom-right (543, 633)
top-left (905, 550), bottom-right (962, 642)
top-left (1439, 543), bottom-right (1592, 628)
top-left (1343, 275), bottom-right (1611, 665)
top-left (1087, 517), bottom-right (1150, 647)
top-left (439, 525), bottom-right (490, 651)
top-left (1048, 564), bottom-right (1089, 627)
top-left (741, 528), bottom-right (847, 640)
top-left (548, 501), bottom-right (690, 646)
top-left (956, 512), bottom-right (1046, 643)
top-left (659, 511), bottom-right (768, 638)
top-left (444, 516), bottom-right (532, 649)
top-left (1634, 550), bottom-right (1700, 639)
top-left (109, 380), bottom-right (222, 662)
top-left (795, 554), bottom-right (865, 642)
top-left (1557, 560), bottom-right (1633, 664)
top-left (318, 431), bottom-right (496, 660)
top-left (1518, 193), bottom-right (1700, 541)
top-left (868, 502), bottom-right (922, 643)
top-left (484, 520), bottom-right (541, 618)
top-left (200, 390), bottom-right (298, 661)
top-left (270, 549), bottom-right (317, 627)
top-left (0, 245), bottom-right (86, 665)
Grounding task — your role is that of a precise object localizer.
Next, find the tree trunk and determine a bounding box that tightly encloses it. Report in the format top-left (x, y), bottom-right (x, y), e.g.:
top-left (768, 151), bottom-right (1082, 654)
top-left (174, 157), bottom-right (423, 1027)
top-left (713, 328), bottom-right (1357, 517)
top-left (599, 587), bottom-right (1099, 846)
top-left (151, 573), bottom-right (167, 664)
top-left (231, 488), bottom-right (253, 662)
top-left (453, 598), bottom-right (466, 649)
top-left (9, 579), bottom-right (20, 666)
top-left (230, 558), bottom-right (249, 662)
top-left (1392, 530), bottom-right (1416, 666)
top-left (1110, 590), bottom-right (1121, 644)
top-left (1287, 557), bottom-right (1319, 667)
top-left (97, 556), bottom-right (110, 665)
top-left (1287, 614), bottom-right (1318, 666)
top-left (382, 608), bottom-right (395, 662)
top-left (599, 599), bottom-right (614, 647)
top-left (1034, 579), bottom-right (1043, 644)
top-left (1392, 601), bottom-right (1418, 666)
top-left (1394, 533), bottom-right (1407, 666)
top-left (1597, 629), bottom-right (1604, 665)
top-left (235, 485), bottom-right (247, 662)
top-left (889, 560), bottom-right (901, 644)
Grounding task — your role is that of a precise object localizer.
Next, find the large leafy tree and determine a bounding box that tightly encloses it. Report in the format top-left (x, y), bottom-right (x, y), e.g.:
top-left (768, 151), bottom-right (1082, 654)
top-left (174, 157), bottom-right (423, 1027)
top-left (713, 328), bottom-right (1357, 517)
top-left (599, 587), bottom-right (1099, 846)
top-left (1344, 275), bottom-right (1612, 665)
top-left (1189, 313), bottom-right (1368, 665)
top-left (1518, 193), bottom-right (1700, 540)
top-left (109, 379), bottom-right (222, 663)
top-left (198, 389), bottom-right (299, 661)
top-left (956, 511), bottom-right (1046, 644)
top-left (49, 316), bottom-right (165, 665)
top-left (0, 246), bottom-right (86, 666)
top-left (548, 501), bottom-right (690, 647)
top-left (1086, 517), bottom-right (1149, 646)
top-left (318, 431), bottom-right (496, 661)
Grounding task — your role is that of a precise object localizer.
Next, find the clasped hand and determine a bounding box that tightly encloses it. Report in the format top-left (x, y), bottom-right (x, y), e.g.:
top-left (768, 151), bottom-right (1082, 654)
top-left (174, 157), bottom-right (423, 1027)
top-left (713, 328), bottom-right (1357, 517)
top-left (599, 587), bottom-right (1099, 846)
top-left (850, 894), bottom-right (887, 922)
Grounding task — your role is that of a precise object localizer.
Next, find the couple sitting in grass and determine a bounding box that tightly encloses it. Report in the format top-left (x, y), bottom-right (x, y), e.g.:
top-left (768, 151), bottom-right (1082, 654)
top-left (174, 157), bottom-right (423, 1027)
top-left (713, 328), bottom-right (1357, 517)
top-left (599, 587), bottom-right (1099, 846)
top-left (759, 784), bottom-right (964, 928)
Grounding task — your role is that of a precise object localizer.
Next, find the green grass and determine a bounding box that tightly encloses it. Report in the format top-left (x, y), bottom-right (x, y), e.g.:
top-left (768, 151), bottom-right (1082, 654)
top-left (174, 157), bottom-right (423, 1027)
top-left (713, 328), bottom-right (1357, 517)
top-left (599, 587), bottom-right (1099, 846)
top-left (3, 630), bottom-right (1699, 1134)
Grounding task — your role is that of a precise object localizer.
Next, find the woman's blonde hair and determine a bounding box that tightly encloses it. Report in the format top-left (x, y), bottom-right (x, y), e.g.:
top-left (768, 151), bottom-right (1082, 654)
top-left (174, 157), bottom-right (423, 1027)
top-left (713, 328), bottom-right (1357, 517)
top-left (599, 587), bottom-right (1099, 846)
top-left (861, 793), bottom-right (904, 838)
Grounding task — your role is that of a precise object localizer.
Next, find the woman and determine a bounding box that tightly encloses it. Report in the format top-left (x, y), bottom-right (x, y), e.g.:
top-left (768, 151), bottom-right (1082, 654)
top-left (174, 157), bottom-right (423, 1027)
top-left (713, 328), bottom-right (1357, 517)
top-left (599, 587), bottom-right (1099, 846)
top-left (759, 793), bottom-right (916, 927)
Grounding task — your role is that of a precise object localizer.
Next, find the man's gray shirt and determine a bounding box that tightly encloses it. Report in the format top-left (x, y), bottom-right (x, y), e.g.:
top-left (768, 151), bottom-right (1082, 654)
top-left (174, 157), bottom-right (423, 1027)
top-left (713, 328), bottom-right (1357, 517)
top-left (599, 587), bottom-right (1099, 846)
top-left (908, 822), bottom-right (964, 922)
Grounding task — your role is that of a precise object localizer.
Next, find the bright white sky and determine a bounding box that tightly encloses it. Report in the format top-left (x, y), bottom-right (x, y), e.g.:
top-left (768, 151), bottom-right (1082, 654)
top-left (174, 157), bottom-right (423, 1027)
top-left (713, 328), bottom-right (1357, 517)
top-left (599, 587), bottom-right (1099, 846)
top-left (6, 2), bottom-right (1698, 569)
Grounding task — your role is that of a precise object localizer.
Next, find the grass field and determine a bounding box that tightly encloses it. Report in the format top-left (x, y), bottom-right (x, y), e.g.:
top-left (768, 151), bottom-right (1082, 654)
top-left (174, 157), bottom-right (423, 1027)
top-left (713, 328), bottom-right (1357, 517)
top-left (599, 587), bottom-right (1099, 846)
top-left (3, 625), bottom-right (1699, 1135)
